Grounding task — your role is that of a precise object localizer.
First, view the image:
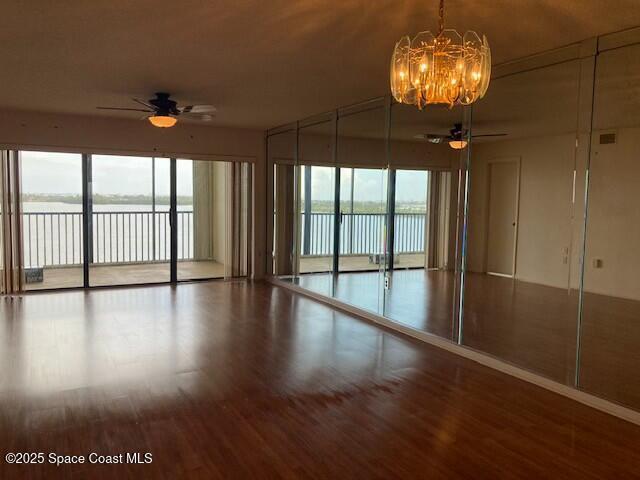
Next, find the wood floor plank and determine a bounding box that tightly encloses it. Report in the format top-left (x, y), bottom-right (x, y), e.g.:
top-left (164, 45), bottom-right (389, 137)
top-left (1, 281), bottom-right (640, 479)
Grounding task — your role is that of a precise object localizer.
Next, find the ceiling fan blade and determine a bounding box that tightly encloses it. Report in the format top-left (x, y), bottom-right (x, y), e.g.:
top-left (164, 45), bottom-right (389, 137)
top-left (133, 98), bottom-right (155, 110)
top-left (414, 133), bottom-right (448, 139)
top-left (471, 133), bottom-right (507, 138)
top-left (414, 133), bottom-right (449, 144)
top-left (96, 106), bottom-right (152, 112)
top-left (180, 105), bottom-right (217, 114)
top-left (181, 112), bottom-right (216, 121)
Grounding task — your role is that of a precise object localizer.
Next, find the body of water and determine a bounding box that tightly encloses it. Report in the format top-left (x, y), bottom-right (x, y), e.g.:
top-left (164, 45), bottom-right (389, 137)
top-left (22, 202), bottom-right (191, 213)
top-left (21, 202), bottom-right (194, 268)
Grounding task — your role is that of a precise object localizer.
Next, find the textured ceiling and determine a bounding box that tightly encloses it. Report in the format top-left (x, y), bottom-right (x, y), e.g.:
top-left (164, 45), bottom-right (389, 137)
top-left (2, 0), bottom-right (640, 130)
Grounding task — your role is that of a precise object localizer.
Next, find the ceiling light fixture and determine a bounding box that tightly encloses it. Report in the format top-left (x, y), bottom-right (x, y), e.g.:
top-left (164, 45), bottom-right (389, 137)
top-left (448, 139), bottom-right (468, 150)
top-left (390, 0), bottom-right (491, 109)
top-left (148, 115), bottom-right (177, 128)
top-left (97, 93), bottom-right (215, 129)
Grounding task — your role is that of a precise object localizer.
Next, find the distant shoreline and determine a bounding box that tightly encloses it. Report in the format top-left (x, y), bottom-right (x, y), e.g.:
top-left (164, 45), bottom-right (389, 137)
top-left (22, 195), bottom-right (428, 213)
top-left (22, 194), bottom-right (193, 206)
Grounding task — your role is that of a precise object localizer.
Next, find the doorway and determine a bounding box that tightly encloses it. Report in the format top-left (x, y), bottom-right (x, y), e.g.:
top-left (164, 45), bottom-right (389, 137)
top-left (486, 158), bottom-right (520, 277)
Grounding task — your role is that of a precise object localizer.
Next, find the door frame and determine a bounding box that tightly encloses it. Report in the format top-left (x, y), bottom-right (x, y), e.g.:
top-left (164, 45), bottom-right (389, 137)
top-left (484, 156), bottom-right (521, 278)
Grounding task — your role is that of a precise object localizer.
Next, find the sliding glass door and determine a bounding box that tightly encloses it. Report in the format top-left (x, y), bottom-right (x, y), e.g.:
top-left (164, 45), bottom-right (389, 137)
top-left (89, 155), bottom-right (171, 287)
top-left (299, 165), bottom-right (336, 275)
top-left (176, 159), bottom-right (226, 281)
top-left (20, 151), bottom-right (84, 290)
top-left (2, 151), bottom-right (251, 292)
top-left (393, 169), bottom-right (428, 270)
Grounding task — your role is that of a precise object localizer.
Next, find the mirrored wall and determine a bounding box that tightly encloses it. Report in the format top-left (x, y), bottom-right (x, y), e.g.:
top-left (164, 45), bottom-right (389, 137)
top-left (267, 100), bottom-right (470, 325)
top-left (579, 41), bottom-right (640, 409)
top-left (463, 58), bottom-right (585, 385)
top-left (386, 103), bottom-right (469, 340)
top-left (267, 31), bottom-right (640, 413)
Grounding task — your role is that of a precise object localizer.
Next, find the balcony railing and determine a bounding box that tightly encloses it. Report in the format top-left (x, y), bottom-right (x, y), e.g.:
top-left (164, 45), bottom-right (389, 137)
top-left (22, 211), bottom-right (194, 269)
top-left (300, 212), bottom-right (426, 257)
top-left (22, 210), bottom-right (425, 269)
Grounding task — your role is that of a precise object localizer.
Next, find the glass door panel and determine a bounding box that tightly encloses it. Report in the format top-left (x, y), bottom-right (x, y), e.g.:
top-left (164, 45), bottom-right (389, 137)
top-left (20, 151), bottom-right (84, 290)
top-left (333, 166), bottom-right (387, 313)
top-left (89, 155), bottom-right (170, 286)
top-left (176, 159), bottom-right (226, 281)
top-left (297, 164), bottom-right (335, 296)
top-left (393, 169), bottom-right (428, 270)
top-left (338, 168), bottom-right (388, 273)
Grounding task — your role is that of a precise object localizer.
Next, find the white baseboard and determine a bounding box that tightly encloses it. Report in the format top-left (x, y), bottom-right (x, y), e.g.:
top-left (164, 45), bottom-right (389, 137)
top-left (267, 276), bottom-right (640, 427)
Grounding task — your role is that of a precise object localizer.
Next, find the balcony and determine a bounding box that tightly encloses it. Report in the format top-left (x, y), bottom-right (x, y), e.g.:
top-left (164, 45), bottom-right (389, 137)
top-left (23, 210), bottom-right (426, 289)
top-left (22, 210), bottom-right (224, 289)
top-left (298, 212), bottom-right (426, 272)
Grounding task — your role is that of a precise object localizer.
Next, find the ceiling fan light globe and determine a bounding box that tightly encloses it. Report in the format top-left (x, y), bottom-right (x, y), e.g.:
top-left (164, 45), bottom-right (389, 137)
top-left (149, 115), bottom-right (177, 128)
top-left (448, 139), bottom-right (468, 150)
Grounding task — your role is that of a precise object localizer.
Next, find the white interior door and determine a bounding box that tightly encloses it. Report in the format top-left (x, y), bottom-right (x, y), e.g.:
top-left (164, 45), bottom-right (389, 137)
top-left (486, 160), bottom-right (519, 276)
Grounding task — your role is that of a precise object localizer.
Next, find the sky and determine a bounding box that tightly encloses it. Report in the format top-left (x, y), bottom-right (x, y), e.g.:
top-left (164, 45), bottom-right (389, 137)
top-left (20, 151), bottom-right (429, 203)
top-left (20, 151), bottom-right (194, 196)
top-left (304, 166), bottom-right (428, 204)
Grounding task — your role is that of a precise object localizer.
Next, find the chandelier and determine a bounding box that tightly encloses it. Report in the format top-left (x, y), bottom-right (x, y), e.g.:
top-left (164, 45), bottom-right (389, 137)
top-left (390, 0), bottom-right (491, 109)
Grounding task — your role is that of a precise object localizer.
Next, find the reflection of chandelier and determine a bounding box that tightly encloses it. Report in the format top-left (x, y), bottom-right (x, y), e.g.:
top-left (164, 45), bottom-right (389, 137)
top-left (390, 0), bottom-right (491, 109)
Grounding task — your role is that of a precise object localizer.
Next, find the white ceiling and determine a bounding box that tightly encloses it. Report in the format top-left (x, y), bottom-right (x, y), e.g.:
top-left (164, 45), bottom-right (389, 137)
top-left (2, 0), bottom-right (640, 130)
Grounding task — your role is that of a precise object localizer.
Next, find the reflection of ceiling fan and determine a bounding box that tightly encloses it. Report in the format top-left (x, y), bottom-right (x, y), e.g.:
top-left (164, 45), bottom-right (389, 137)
top-left (414, 123), bottom-right (507, 149)
top-left (96, 92), bottom-right (216, 128)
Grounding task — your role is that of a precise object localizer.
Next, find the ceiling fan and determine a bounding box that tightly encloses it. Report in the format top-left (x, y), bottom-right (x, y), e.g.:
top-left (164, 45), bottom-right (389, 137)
top-left (414, 123), bottom-right (506, 149)
top-left (96, 92), bottom-right (216, 128)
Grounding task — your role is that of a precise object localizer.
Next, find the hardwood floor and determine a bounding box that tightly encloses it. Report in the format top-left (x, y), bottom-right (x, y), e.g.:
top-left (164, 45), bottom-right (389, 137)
top-left (24, 260), bottom-right (225, 290)
top-left (293, 269), bottom-right (456, 336)
top-left (294, 270), bottom-right (640, 411)
top-left (2, 281), bottom-right (640, 478)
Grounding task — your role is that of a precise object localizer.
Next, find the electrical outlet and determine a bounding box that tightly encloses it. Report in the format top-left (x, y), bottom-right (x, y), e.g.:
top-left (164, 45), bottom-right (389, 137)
top-left (592, 258), bottom-right (603, 269)
top-left (384, 275), bottom-right (390, 290)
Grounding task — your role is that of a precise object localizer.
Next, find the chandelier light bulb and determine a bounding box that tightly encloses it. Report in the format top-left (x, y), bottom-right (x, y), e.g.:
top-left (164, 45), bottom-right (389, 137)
top-left (390, 0), bottom-right (491, 109)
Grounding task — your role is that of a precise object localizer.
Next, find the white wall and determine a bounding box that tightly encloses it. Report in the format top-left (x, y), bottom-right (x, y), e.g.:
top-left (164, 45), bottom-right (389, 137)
top-left (467, 134), bottom-right (577, 289)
